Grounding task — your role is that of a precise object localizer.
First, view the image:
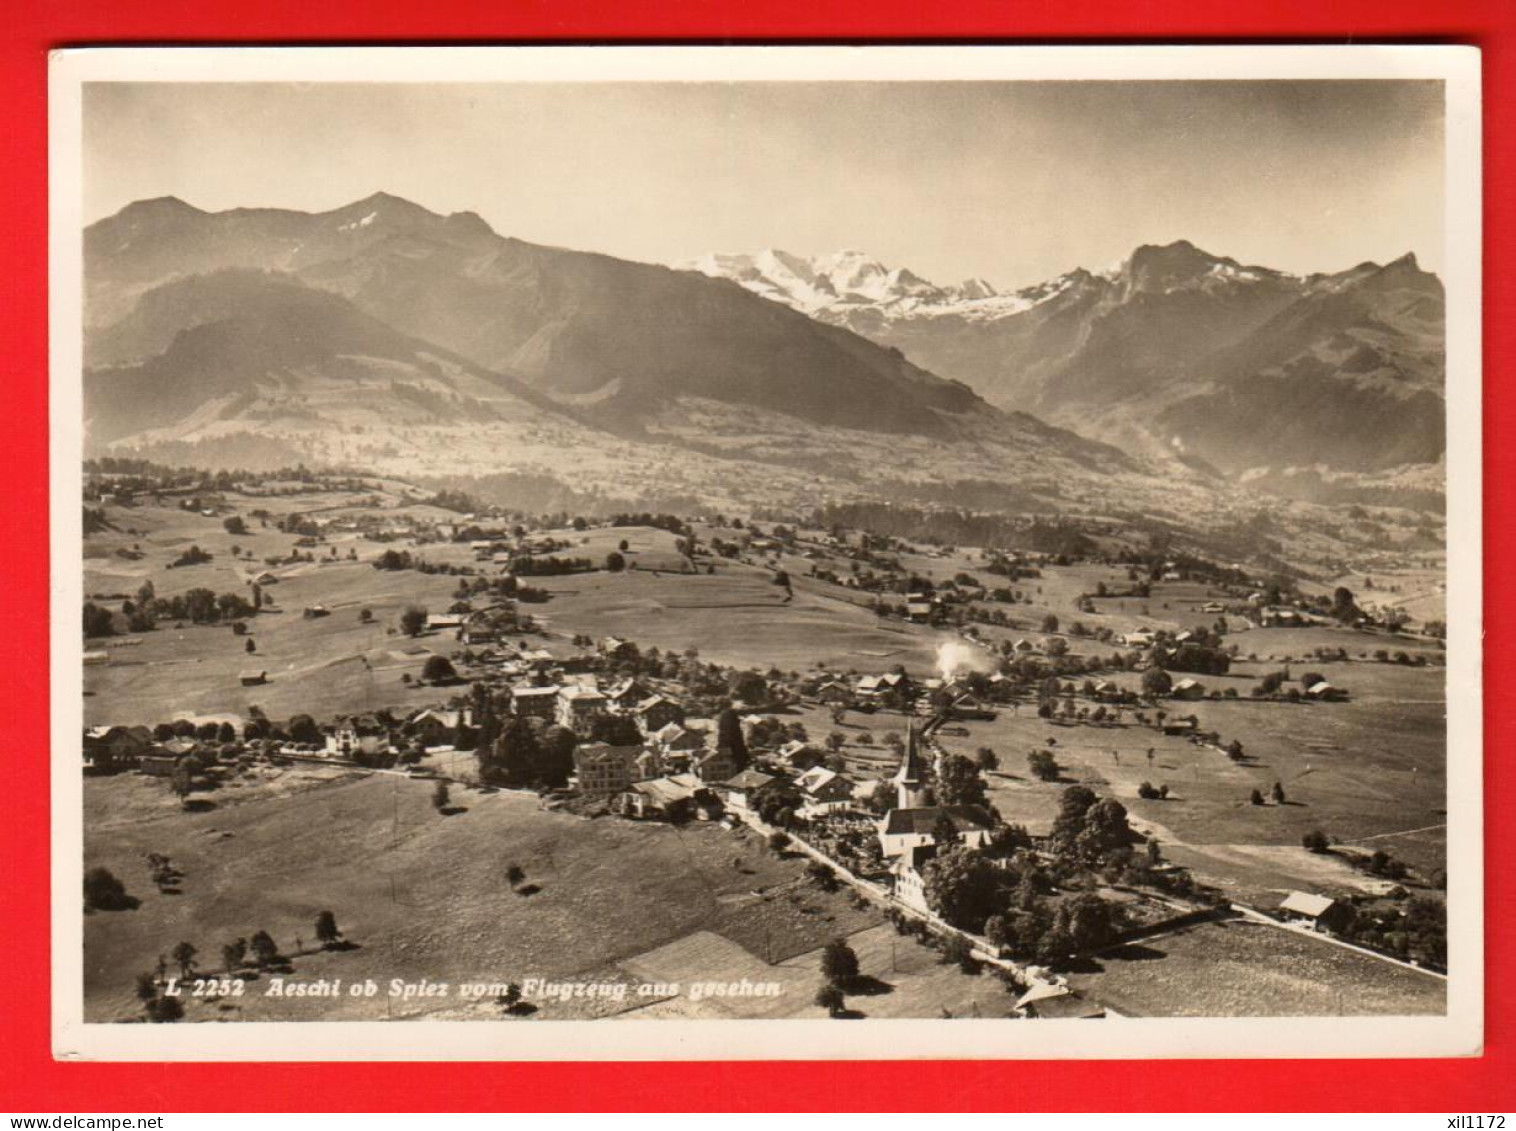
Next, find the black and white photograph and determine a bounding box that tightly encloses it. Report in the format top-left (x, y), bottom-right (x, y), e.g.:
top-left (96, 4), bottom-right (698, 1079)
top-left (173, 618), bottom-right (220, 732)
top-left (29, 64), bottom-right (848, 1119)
top-left (50, 46), bottom-right (1482, 1060)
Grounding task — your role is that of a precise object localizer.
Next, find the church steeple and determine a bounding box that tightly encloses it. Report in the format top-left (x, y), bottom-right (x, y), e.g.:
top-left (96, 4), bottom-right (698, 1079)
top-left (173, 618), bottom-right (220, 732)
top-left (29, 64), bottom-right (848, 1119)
top-left (892, 721), bottom-right (929, 809)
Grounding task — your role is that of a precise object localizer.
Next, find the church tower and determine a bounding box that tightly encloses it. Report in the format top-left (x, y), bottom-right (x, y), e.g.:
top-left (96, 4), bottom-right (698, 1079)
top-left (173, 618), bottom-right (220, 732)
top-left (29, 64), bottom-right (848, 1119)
top-left (891, 721), bottom-right (930, 810)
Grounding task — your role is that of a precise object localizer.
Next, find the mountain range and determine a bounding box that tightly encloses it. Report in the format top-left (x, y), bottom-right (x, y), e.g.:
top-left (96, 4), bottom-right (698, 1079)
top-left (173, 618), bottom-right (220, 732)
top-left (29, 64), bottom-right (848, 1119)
top-left (681, 242), bottom-right (1446, 476)
top-left (83, 194), bottom-right (1159, 515)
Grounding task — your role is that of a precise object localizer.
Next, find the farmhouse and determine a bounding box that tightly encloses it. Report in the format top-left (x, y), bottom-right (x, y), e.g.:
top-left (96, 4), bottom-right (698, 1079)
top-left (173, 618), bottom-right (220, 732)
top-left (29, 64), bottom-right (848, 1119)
top-left (634, 695), bottom-right (684, 736)
top-left (1170, 678), bottom-right (1206, 701)
top-left (408, 708), bottom-right (464, 748)
top-left (426, 613), bottom-right (465, 634)
top-left (692, 745), bottom-right (741, 784)
top-left (721, 769), bottom-right (780, 813)
top-left (240, 670), bottom-right (268, 686)
top-left (1305, 681), bottom-right (1349, 702)
top-left (83, 725), bottom-right (154, 773)
top-left (1122, 631), bottom-right (1156, 648)
top-left (877, 805), bottom-right (994, 859)
top-left (776, 739), bottom-right (823, 770)
top-left (1278, 891), bottom-right (1353, 933)
top-left (794, 766), bottom-right (855, 816)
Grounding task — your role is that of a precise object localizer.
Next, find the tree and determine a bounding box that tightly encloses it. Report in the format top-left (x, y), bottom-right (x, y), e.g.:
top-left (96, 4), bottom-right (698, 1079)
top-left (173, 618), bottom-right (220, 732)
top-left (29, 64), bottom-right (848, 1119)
top-left (250, 930), bottom-right (279, 968)
top-left (922, 845), bottom-right (1001, 932)
top-left (1027, 749), bottom-right (1060, 782)
top-left (222, 938), bottom-right (248, 972)
top-left (1141, 668), bottom-right (1173, 698)
top-left (1041, 613), bottom-right (1060, 633)
top-left (1065, 893), bottom-right (1118, 953)
top-left (432, 779), bottom-right (451, 811)
top-left (604, 551), bottom-right (626, 572)
top-left (820, 938), bottom-right (860, 988)
top-left (942, 934), bottom-right (979, 973)
top-left (1271, 781), bottom-right (1287, 805)
top-left (169, 761), bottom-right (194, 806)
top-left (1302, 829), bottom-right (1331, 854)
top-left (767, 830), bottom-right (791, 853)
top-left (589, 713), bottom-right (642, 746)
top-left (245, 637), bottom-right (257, 654)
top-left (315, 911), bottom-right (341, 949)
top-left (814, 984), bottom-right (846, 1017)
top-left (935, 753), bottom-right (988, 808)
top-left (716, 707), bottom-right (749, 771)
top-left (974, 747), bottom-right (999, 773)
top-left (422, 655), bottom-right (458, 685)
top-left (83, 866), bottom-right (129, 911)
top-left (223, 515), bottom-right (248, 536)
top-left (171, 941), bottom-right (198, 979)
top-left (864, 780), bottom-right (896, 816)
top-left (400, 605), bottom-right (428, 637)
top-left (1250, 789), bottom-right (1265, 806)
top-left (505, 863), bottom-right (526, 888)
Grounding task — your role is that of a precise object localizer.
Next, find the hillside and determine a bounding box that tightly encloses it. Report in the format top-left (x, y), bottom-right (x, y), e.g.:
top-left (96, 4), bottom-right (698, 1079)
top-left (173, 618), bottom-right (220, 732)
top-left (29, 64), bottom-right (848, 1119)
top-left (83, 195), bottom-right (1209, 517)
top-left (683, 241), bottom-right (1446, 476)
top-left (87, 194), bottom-right (988, 438)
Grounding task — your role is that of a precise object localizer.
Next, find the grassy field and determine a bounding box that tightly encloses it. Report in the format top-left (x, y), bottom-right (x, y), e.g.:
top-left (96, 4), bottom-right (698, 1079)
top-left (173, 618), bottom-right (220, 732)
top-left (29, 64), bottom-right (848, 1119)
top-left (531, 564), bottom-right (946, 676)
top-left (1067, 916), bottom-right (1445, 1017)
top-left (933, 650), bottom-right (1446, 895)
top-left (83, 771), bottom-right (882, 1022)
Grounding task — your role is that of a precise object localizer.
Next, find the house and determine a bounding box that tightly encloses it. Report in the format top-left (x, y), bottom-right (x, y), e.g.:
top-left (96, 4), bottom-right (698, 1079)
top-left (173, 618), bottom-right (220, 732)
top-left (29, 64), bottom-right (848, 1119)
top-left (877, 804), bottom-right (994, 858)
top-left (1304, 681), bottom-right (1349, 702)
top-left (426, 613), bottom-right (465, 634)
top-left (605, 679), bottom-right (647, 712)
top-left (906, 598), bottom-right (934, 623)
top-left (1261, 606), bottom-right (1305, 626)
top-left (1121, 631), bottom-right (1155, 648)
top-left (632, 748), bottom-right (665, 781)
top-left (1174, 630), bottom-right (1194, 643)
top-left (621, 775), bottom-right (697, 819)
top-left (1200, 602), bottom-right (1225, 613)
top-left (776, 739), bottom-right (823, 771)
top-left (556, 686), bottom-right (608, 730)
top-left (813, 679), bottom-right (853, 706)
top-left (253, 571), bottom-right (280, 585)
top-left (83, 725), bottom-right (154, 773)
top-left (1170, 678), bottom-right (1206, 701)
top-left (692, 745), bottom-right (741, 784)
top-left (634, 695), bottom-right (684, 736)
top-left (408, 708), bottom-right (464, 748)
top-left (83, 650), bottom-right (110, 666)
top-left (303, 605), bottom-right (331, 619)
top-left (856, 671), bottom-right (908, 702)
top-left (510, 686), bottom-right (560, 720)
top-left (598, 636), bottom-right (635, 659)
top-left (1278, 891), bottom-right (1352, 932)
top-left (573, 743), bottom-right (642, 797)
top-left (888, 844), bottom-right (937, 914)
top-left (1161, 717), bottom-right (1198, 736)
top-left (1015, 984), bottom-right (1106, 1019)
top-left (1011, 638), bottom-right (1036, 654)
top-left (722, 769), bottom-right (779, 812)
top-left (240, 670), bottom-right (268, 687)
top-left (795, 766), bottom-right (855, 816)
top-left (324, 721), bottom-right (388, 759)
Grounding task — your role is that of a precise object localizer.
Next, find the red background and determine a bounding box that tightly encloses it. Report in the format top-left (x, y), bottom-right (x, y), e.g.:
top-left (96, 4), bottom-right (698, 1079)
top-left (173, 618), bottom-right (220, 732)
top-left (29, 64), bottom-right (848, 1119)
top-left (2, 0), bottom-right (1511, 1112)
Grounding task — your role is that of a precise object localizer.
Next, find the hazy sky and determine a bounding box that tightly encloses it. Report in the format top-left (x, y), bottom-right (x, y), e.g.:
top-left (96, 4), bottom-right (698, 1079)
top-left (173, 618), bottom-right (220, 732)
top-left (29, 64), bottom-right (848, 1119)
top-left (83, 80), bottom-right (1445, 288)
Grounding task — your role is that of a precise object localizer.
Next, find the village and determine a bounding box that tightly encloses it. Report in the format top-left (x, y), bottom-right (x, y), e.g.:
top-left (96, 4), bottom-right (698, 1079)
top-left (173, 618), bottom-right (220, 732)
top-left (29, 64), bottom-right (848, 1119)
top-left (80, 462), bottom-right (1449, 1023)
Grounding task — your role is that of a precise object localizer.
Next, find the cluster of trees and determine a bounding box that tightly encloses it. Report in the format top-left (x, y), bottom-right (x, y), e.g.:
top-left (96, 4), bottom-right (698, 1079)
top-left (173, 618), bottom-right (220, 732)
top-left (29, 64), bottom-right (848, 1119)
top-left (1339, 896), bottom-right (1446, 969)
top-left (84, 583), bottom-right (260, 638)
top-left (471, 688), bottom-right (577, 789)
top-left (169, 544), bottom-right (214, 568)
top-left (610, 513), bottom-right (688, 536)
top-left (509, 554), bottom-right (595, 577)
